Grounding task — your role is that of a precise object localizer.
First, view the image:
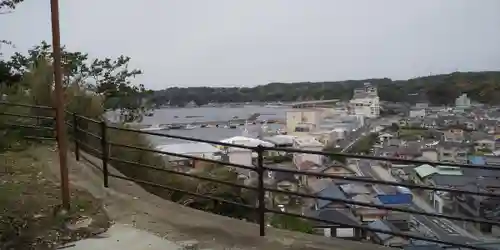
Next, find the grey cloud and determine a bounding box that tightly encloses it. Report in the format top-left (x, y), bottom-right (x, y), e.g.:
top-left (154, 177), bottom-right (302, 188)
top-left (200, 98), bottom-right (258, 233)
top-left (1, 0), bottom-right (499, 89)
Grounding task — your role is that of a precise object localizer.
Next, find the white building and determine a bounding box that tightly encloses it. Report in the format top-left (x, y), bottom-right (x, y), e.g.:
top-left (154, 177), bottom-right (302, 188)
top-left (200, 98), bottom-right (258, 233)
top-left (156, 142), bottom-right (223, 170)
top-left (455, 93), bottom-right (471, 108)
top-left (409, 108), bottom-right (426, 118)
top-left (286, 109), bottom-right (322, 134)
top-left (292, 136), bottom-right (324, 168)
top-left (226, 147), bottom-right (253, 171)
top-left (349, 83), bottom-right (380, 118)
top-left (156, 142), bottom-right (221, 161)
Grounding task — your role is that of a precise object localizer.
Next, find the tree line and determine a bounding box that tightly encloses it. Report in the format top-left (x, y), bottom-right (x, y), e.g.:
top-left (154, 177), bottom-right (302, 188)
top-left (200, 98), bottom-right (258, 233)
top-left (150, 71), bottom-right (500, 107)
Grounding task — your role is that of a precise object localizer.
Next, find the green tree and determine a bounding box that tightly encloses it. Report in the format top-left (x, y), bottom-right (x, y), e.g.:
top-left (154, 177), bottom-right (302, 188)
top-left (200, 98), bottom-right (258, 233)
top-left (177, 164), bottom-right (255, 220)
top-left (351, 133), bottom-right (378, 154)
top-left (322, 145), bottom-right (346, 164)
top-left (2, 49), bottom-right (255, 221)
top-left (148, 71), bottom-right (500, 107)
top-left (0, 60), bottom-right (21, 87)
top-left (270, 214), bottom-right (314, 234)
top-left (0, 0), bottom-right (23, 11)
top-left (9, 41), bottom-right (144, 122)
top-left (389, 122), bottom-right (400, 132)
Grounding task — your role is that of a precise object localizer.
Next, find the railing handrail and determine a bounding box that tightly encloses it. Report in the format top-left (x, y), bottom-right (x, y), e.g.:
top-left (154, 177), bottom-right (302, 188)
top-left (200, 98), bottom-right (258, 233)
top-left (0, 101), bottom-right (55, 110)
top-left (1, 101), bottom-right (499, 250)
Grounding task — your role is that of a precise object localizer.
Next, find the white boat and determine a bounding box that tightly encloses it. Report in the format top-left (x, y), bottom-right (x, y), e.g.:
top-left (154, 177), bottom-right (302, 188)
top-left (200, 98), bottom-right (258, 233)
top-left (140, 124), bottom-right (166, 131)
top-left (184, 124), bottom-right (197, 130)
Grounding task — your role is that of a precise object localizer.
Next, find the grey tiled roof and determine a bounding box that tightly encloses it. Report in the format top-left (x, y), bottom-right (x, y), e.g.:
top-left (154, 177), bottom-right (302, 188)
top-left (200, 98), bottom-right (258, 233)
top-left (316, 183), bottom-right (347, 209)
top-left (311, 208), bottom-right (361, 227)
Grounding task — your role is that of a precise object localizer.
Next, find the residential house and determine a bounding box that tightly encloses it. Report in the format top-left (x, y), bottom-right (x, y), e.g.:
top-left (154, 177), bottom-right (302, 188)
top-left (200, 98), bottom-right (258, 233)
top-left (262, 135), bottom-right (294, 156)
top-left (484, 155), bottom-right (500, 166)
top-left (435, 116), bottom-right (449, 129)
top-left (350, 194), bottom-right (388, 223)
top-left (429, 174), bottom-right (467, 214)
top-left (437, 141), bottom-right (470, 163)
top-left (377, 187), bottom-right (413, 230)
top-left (410, 164), bottom-right (437, 186)
top-left (407, 118), bottom-right (425, 129)
top-left (156, 142), bottom-right (222, 170)
top-left (457, 190), bottom-right (500, 233)
top-left (421, 118), bottom-right (437, 129)
top-left (297, 160), bottom-right (321, 187)
top-left (399, 119), bottom-right (409, 127)
top-left (415, 102), bottom-right (429, 109)
top-left (262, 135), bottom-right (294, 147)
top-left (310, 208), bottom-right (363, 240)
top-left (309, 131), bottom-right (335, 145)
top-left (456, 156), bottom-right (500, 233)
top-left (387, 138), bottom-right (403, 147)
top-left (339, 182), bottom-right (372, 197)
top-left (409, 163), bottom-right (464, 213)
top-left (226, 146), bottom-right (253, 166)
top-left (377, 146), bottom-right (400, 158)
top-left (443, 128), bottom-right (465, 143)
top-left (307, 178), bottom-right (332, 194)
top-left (292, 136), bottom-right (324, 167)
top-left (299, 160), bottom-right (354, 187)
top-left (367, 220), bottom-right (408, 248)
top-left (474, 139), bottom-right (496, 152)
top-left (396, 142), bottom-right (423, 160)
top-left (379, 132), bottom-right (395, 144)
top-left (313, 183), bottom-right (349, 210)
top-left (463, 120), bottom-right (477, 131)
top-left (271, 171), bottom-right (300, 205)
top-left (478, 119), bottom-right (499, 134)
top-left (409, 108), bottom-right (426, 118)
top-left (421, 148), bottom-right (439, 161)
top-left (468, 132), bottom-right (496, 152)
top-left (321, 160), bottom-right (356, 177)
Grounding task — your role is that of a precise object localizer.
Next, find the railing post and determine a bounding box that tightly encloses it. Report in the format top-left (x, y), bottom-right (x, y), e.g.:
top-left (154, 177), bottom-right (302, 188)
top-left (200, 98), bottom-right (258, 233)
top-left (100, 121), bottom-right (109, 188)
top-left (73, 113), bottom-right (80, 161)
top-left (256, 145), bottom-right (266, 236)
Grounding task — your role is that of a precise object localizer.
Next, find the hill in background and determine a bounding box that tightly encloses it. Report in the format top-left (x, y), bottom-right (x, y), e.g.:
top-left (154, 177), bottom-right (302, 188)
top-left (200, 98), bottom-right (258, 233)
top-left (150, 71), bottom-right (500, 107)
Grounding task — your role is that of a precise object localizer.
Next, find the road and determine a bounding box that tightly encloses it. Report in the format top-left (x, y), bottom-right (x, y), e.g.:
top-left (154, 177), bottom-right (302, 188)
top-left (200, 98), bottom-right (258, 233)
top-left (334, 117), bottom-right (477, 245)
top-left (339, 120), bottom-right (373, 152)
top-left (357, 159), bottom-right (476, 244)
top-left (338, 126), bottom-right (370, 152)
top-left (338, 117), bottom-right (400, 153)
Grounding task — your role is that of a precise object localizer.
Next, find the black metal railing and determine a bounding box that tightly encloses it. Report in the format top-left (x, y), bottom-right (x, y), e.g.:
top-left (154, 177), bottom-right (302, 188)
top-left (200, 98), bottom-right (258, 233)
top-left (1, 101), bottom-right (499, 250)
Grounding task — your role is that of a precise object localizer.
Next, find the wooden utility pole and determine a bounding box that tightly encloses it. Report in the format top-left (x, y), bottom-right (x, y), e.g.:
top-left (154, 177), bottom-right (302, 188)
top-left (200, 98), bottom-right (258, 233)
top-left (50, 0), bottom-right (70, 210)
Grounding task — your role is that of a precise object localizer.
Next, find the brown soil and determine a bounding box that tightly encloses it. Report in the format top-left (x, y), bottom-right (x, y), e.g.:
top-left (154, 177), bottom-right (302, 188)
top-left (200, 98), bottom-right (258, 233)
top-left (0, 146), bottom-right (110, 250)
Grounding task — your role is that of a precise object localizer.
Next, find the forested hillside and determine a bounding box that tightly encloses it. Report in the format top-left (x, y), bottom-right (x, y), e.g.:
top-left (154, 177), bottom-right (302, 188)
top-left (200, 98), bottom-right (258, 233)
top-left (150, 71), bottom-right (500, 107)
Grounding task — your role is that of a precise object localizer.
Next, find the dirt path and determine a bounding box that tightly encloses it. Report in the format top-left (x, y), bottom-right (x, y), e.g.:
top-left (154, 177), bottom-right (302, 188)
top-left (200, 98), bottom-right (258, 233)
top-left (46, 147), bottom-right (391, 250)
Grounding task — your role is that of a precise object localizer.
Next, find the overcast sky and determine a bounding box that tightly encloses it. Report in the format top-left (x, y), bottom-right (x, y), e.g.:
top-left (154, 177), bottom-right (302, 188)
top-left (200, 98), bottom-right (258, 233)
top-left (2, 0), bottom-right (500, 89)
